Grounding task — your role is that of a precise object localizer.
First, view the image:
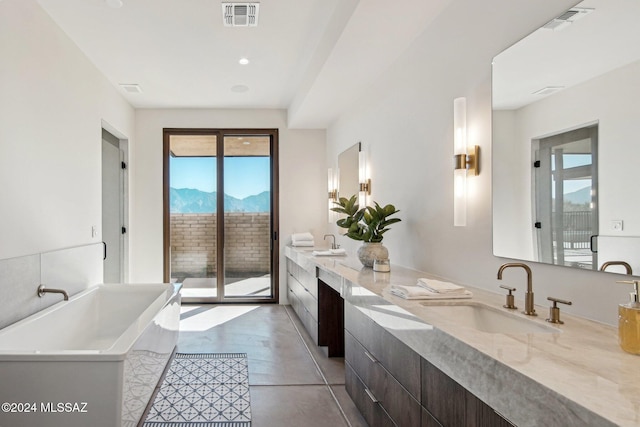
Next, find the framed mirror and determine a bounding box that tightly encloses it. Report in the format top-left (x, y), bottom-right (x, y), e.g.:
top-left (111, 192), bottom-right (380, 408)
top-left (492, 0), bottom-right (640, 275)
top-left (338, 142), bottom-right (361, 200)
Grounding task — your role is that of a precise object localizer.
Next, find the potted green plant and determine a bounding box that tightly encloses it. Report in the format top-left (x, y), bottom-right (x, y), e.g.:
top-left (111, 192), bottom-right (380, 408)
top-left (331, 195), bottom-right (401, 267)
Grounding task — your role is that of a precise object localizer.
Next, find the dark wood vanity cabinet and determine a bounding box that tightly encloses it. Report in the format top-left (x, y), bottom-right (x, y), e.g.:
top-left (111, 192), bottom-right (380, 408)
top-left (317, 279), bottom-right (344, 357)
top-left (422, 358), bottom-right (515, 427)
top-left (287, 258), bottom-right (345, 357)
top-left (344, 301), bottom-right (422, 427)
top-left (344, 299), bottom-right (515, 427)
top-left (286, 255), bottom-right (517, 426)
top-left (286, 258), bottom-right (319, 344)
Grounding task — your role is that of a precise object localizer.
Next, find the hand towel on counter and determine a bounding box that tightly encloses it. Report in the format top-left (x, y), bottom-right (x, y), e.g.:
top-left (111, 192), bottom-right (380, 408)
top-left (417, 278), bottom-right (466, 294)
top-left (312, 248), bottom-right (347, 256)
top-left (390, 285), bottom-right (472, 300)
top-left (291, 232), bottom-right (315, 247)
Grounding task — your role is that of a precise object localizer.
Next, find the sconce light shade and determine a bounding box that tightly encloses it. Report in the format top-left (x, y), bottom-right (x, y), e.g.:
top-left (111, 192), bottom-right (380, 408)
top-left (328, 168), bottom-right (338, 201)
top-left (328, 168), bottom-right (339, 223)
top-left (358, 150), bottom-right (371, 206)
top-left (453, 97), bottom-right (480, 227)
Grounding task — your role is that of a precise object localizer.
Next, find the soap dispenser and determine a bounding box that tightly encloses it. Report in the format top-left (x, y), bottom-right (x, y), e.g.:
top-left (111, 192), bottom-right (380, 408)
top-left (618, 280), bottom-right (640, 355)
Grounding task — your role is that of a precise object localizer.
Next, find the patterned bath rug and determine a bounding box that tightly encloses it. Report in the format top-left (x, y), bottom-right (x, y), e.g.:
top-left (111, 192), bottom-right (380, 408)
top-left (142, 353), bottom-right (251, 427)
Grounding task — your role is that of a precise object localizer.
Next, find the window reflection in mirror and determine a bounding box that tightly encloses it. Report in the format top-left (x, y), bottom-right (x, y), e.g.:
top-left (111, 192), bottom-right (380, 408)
top-left (492, 0), bottom-right (640, 275)
top-left (533, 125), bottom-right (598, 269)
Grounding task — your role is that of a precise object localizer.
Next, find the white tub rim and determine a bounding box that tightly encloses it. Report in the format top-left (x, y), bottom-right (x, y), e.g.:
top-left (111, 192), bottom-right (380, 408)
top-left (0, 283), bottom-right (181, 362)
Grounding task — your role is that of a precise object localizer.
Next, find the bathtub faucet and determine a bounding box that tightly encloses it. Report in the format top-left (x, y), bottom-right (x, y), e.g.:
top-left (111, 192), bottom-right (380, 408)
top-left (37, 284), bottom-right (69, 301)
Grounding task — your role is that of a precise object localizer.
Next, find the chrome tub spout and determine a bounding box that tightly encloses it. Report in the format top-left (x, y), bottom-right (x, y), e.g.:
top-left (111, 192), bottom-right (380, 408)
top-left (37, 285), bottom-right (69, 301)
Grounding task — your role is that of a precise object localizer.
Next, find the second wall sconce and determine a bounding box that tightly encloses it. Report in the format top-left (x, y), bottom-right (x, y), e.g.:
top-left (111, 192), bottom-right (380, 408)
top-left (328, 168), bottom-right (339, 223)
top-left (453, 97), bottom-right (480, 227)
top-left (358, 149), bottom-right (371, 206)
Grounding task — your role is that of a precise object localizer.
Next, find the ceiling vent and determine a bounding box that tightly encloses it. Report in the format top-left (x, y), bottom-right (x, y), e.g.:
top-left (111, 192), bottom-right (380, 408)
top-left (532, 86), bottom-right (564, 96)
top-left (542, 7), bottom-right (594, 31)
top-left (119, 83), bottom-right (142, 93)
top-left (222, 3), bottom-right (259, 27)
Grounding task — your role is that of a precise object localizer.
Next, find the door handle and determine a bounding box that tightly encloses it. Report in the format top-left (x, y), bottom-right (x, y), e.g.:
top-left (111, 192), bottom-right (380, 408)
top-left (590, 235), bottom-right (598, 253)
top-left (102, 241), bottom-right (107, 260)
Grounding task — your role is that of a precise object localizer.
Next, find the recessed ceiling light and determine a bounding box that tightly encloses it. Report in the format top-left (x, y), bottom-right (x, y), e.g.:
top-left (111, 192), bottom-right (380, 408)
top-left (105, 0), bottom-right (123, 8)
top-left (239, 58), bottom-right (250, 65)
top-left (231, 85), bottom-right (249, 93)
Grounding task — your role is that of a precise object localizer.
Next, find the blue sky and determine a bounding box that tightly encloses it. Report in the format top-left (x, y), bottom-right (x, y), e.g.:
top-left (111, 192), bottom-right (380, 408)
top-left (551, 153), bottom-right (593, 196)
top-left (170, 156), bottom-right (270, 199)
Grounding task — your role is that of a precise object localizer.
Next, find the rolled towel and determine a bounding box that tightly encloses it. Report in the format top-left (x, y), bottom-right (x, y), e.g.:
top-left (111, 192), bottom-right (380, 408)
top-left (390, 285), bottom-right (472, 300)
top-left (292, 232), bottom-right (314, 242)
top-left (417, 278), bottom-right (466, 294)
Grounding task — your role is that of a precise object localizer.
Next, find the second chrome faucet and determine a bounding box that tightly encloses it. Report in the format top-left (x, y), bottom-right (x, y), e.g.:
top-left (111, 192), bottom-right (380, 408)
top-left (497, 263), bottom-right (536, 316)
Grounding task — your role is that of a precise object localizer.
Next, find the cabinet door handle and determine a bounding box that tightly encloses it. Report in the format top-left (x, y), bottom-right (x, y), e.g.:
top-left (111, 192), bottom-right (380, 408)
top-left (364, 351), bottom-right (378, 364)
top-left (364, 388), bottom-right (379, 403)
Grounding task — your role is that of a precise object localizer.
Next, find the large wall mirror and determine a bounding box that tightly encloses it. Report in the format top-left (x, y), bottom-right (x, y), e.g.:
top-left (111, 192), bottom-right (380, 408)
top-left (492, 0), bottom-right (640, 275)
top-left (338, 142), bottom-right (361, 200)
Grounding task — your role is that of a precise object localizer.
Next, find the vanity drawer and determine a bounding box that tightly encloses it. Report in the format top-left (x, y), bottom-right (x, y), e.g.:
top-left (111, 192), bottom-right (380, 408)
top-left (422, 406), bottom-right (444, 427)
top-left (288, 286), bottom-right (301, 314)
top-left (287, 259), bottom-right (318, 299)
top-left (344, 300), bottom-right (421, 400)
top-left (345, 330), bottom-right (421, 427)
top-left (345, 362), bottom-right (395, 427)
top-left (288, 283), bottom-right (318, 344)
top-left (287, 273), bottom-right (318, 321)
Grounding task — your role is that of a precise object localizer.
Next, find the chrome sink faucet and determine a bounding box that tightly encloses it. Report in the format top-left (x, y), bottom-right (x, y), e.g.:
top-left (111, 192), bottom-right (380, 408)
top-left (37, 284), bottom-right (69, 301)
top-left (324, 234), bottom-right (339, 250)
top-left (497, 263), bottom-right (536, 316)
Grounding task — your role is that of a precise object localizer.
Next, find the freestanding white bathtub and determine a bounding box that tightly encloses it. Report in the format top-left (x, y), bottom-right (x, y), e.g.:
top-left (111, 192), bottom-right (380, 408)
top-left (0, 283), bottom-right (181, 427)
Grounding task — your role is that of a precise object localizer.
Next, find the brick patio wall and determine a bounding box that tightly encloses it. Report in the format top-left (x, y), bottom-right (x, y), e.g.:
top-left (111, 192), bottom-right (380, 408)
top-left (170, 213), bottom-right (271, 277)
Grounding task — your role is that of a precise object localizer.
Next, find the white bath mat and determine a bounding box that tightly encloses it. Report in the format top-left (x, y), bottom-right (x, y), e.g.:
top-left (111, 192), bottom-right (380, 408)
top-left (142, 353), bottom-right (251, 427)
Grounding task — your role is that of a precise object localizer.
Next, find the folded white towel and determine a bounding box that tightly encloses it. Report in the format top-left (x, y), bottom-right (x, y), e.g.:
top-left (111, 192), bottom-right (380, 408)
top-left (312, 248), bottom-right (347, 256)
top-left (390, 285), bottom-right (472, 300)
top-left (292, 232), bottom-right (314, 242)
top-left (292, 241), bottom-right (315, 247)
top-left (417, 278), bottom-right (466, 294)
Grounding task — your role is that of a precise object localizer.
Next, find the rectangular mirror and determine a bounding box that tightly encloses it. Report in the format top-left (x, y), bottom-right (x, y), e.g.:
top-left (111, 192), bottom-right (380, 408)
top-left (492, 0), bottom-right (640, 275)
top-left (338, 142), bottom-right (360, 200)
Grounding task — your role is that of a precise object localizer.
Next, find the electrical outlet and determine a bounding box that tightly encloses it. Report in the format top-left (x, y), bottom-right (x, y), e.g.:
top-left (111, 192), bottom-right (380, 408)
top-left (611, 220), bottom-right (623, 231)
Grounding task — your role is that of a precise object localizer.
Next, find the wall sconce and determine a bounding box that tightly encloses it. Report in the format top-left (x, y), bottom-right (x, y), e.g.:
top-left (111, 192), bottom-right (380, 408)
top-left (453, 97), bottom-right (479, 227)
top-left (328, 168), bottom-right (339, 223)
top-left (358, 150), bottom-right (371, 206)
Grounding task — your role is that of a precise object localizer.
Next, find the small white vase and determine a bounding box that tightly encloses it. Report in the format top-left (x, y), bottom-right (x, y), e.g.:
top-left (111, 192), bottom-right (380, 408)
top-left (357, 242), bottom-right (389, 268)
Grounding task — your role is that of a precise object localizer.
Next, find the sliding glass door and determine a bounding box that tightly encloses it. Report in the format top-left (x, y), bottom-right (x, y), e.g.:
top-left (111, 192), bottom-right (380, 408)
top-left (534, 125), bottom-right (598, 269)
top-left (163, 129), bottom-right (279, 303)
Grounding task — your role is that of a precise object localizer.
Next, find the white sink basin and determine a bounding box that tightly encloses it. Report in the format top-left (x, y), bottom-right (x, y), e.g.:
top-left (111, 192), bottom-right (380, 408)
top-left (419, 302), bottom-right (560, 334)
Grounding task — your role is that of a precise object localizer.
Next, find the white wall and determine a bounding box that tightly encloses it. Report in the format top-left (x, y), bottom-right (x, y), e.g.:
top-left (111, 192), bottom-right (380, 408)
top-left (132, 109), bottom-right (326, 303)
top-left (0, 0), bottom-right (134, 325)
top-left (0, 0), bottom-right (135, 260)
top-left (326, 0), bottom-right (634, 325)
top-left (492, 109), bottom-right (535, 260)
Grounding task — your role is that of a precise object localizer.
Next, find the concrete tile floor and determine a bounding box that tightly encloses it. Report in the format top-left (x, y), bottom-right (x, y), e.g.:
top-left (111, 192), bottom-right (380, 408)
top-left (177, 304), bottom-right (368, 427)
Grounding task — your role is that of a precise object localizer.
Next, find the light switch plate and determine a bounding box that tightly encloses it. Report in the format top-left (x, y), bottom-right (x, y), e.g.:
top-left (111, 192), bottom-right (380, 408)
top-left (611, 220), bottom-right (623, 231)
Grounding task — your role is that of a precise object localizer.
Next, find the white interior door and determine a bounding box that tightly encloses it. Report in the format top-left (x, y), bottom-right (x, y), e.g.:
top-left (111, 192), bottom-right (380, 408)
top-left (102, 132), bottom-right (123, 283)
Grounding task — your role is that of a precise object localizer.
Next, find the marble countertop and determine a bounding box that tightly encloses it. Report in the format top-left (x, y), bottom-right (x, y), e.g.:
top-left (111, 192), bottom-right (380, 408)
top-left (285, 246), bottom-right (640, 427)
